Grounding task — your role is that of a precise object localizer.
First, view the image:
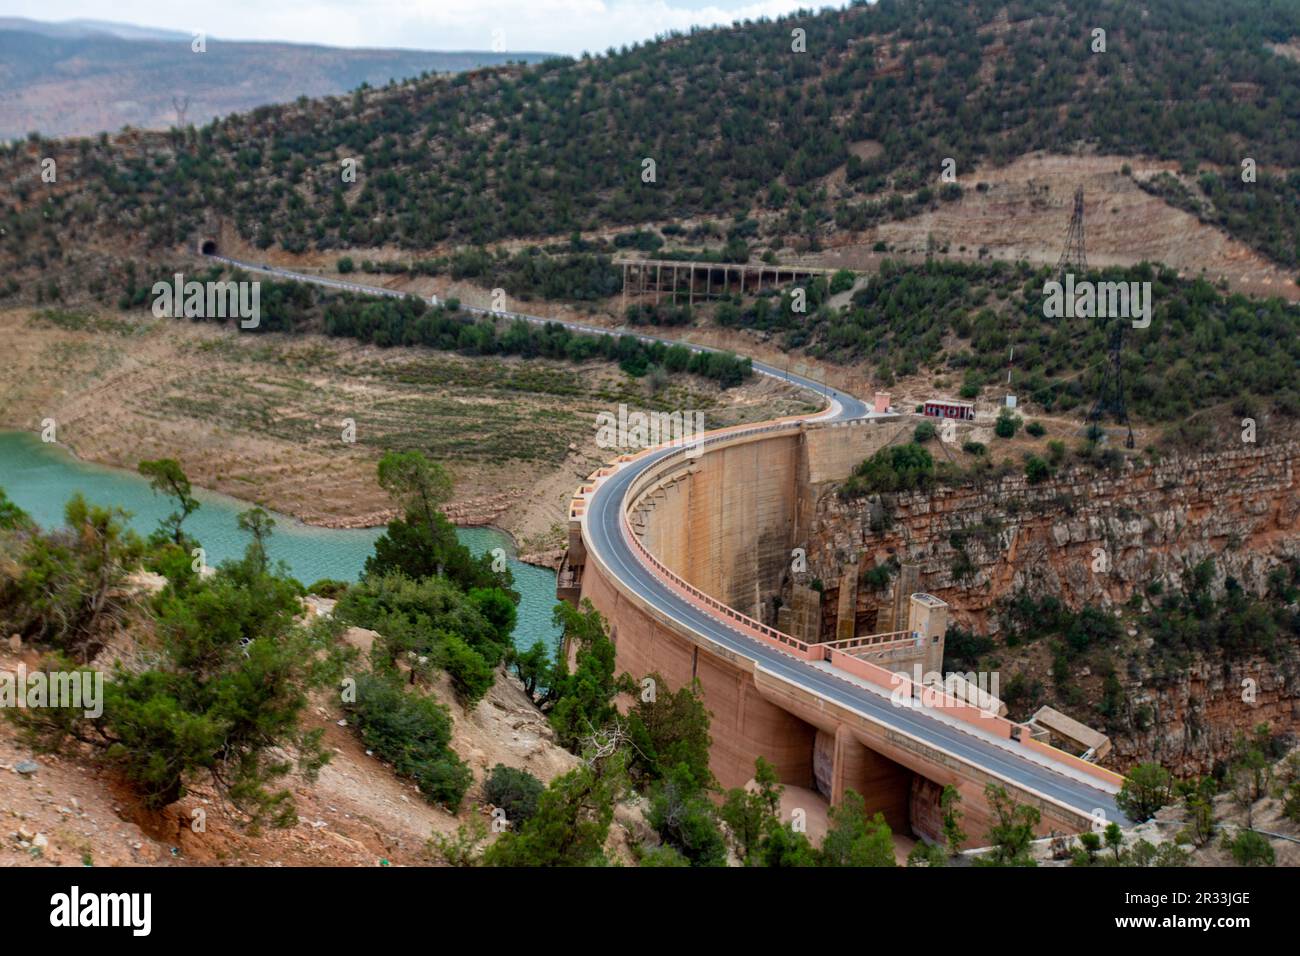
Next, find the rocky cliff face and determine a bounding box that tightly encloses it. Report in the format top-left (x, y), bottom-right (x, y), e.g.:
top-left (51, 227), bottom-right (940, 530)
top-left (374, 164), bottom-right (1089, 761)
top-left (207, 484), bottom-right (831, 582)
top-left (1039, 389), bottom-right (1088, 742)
top-left (808, 443), bottom-right (1298, 629)
top-left (803, 442), bottom-right (1300, 774)
top-left (1114, 652), bottom-right (1300, 776)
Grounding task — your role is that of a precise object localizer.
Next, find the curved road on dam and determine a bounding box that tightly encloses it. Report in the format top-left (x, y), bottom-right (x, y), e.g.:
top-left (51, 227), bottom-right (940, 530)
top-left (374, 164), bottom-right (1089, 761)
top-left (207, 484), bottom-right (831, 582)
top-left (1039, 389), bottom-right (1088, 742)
top-left (208, 253), bottom-right (1128, 825)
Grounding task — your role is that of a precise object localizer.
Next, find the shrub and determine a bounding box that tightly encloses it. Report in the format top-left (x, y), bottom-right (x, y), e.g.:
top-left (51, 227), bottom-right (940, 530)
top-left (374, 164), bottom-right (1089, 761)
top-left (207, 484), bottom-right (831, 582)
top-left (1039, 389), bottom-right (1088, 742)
top-left (842, 443), bottom-right (935, 496)
top-left (307, 578), bottom-right (349, 599)
top-left (1229, 829), bottom-right (1275, 866)
top-left (1024, 456), bottom-right (1050, 484)
top-left (1117, 763), bottom-right (1175, 822)
top-left (483, 764), bottom-right (544, 826)
top-left (994, 410), bottom-right (1021, 438)
top-left (346, 671), bottom-right (472, 811)
top-left (443, 632), bottom-right (497, 704)
top-left (913, 420), bottom-right (937, 443)
top-left (1026, 421), bottom-right (1046, 437)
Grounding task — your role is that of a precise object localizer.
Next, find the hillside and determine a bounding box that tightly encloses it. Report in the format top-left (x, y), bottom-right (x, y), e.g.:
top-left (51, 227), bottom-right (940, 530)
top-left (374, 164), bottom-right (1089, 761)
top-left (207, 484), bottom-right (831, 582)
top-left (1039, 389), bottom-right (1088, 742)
top-left (0, 18), bottom-right (554, 141)
top-left (3, 0), bottom-right (1298, 267)
top-left (0, 1), bottom-right (1294, 453)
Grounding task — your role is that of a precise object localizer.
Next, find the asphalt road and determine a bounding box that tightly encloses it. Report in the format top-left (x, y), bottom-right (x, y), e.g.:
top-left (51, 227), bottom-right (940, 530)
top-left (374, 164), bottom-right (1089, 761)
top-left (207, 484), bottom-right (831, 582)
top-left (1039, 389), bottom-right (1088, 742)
top-left (208, 253), bottom-right (1127, 824)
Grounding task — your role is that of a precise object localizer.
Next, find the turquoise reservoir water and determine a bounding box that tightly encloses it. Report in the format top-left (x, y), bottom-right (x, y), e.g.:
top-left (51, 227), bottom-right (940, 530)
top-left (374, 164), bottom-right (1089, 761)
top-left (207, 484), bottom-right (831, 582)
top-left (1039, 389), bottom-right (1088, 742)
top-left (0, 431), bottom-right (561, 652)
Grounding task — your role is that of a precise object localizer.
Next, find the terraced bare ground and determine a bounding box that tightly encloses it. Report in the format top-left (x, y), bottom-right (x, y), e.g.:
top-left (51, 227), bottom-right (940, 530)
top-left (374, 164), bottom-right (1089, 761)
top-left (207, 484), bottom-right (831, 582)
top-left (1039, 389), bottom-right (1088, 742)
top-left (803, 153), bottom-right (1300, 303)
top-left (0, 307), bottom-right (816, 547)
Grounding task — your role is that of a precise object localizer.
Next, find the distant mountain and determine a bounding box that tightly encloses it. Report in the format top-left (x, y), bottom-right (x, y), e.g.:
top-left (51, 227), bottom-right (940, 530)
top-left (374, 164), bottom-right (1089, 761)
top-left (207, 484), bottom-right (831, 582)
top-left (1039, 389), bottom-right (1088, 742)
top-left (0, 18), bottom-right (558, 140)
top-left (0, 17), bottom-right (190, 41)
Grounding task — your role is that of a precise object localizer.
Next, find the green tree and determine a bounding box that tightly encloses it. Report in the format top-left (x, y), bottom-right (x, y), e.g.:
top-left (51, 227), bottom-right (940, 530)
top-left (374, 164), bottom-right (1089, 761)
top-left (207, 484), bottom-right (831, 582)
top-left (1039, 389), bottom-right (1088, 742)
top-left (719, 756), bottom-right (784, 864)
top-left (1179, 776), bottom-right (1217, 846)
top-left (138, 458), bottom-right (200, 546)
top-left (2, 494), bottom-right (141, 661)
top-left (625, 673), bottom-right (714, 788)
top-left (941, 783), bottom-right (966, 855)
top-left (335, 572), bottom-right (508, 704)
top-left (236, 506), bottom-right (275, 574)
top-left (976, 783), bottom-right (1040, 866)
top-left (547, 600), bottom-right (620, 751)
top-left (1117, 763), bottom-right (1175, 822)
top-left (994, 409), bottom-right (1021, 438)
top-left (482, 738), bottom-right (627, 867)
top-left (377, 449), bottom-right (453, 530)
top-left (0, 488), bottom-right (30, 530)
top-left (483, 764), bottom-right (544, 826)
top-left (1024, 455), bottom-right (1050, 483)
top-left (819, 790), bottom-right (896, 867)
top-left (23, 542), bottom-right (343, 827)
top-left (647, 765), bottom-right (728, 866)
top-left (509, 640), bottom-right (553, 700)
top-left (1104, 821), bottom-right (1124, 861)
top-left (1228, 828), bottom-right (1275, 866)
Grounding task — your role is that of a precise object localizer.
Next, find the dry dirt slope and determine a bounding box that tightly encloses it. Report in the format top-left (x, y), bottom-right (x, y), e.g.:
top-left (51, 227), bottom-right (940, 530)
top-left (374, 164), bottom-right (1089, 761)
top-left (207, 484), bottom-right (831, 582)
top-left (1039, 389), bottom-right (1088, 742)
top-left (0, 306), bottom-right (813, 550)
top-left (0, 627), bottom-right (580, 868)
top-left (804, 153), bottom-right (1299, 303)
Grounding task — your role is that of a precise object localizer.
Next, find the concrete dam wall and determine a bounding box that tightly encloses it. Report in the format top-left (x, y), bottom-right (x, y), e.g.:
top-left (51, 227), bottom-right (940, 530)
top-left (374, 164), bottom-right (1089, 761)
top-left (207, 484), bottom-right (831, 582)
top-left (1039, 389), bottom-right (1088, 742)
top-left (631, 418), bottom-right (910, 624)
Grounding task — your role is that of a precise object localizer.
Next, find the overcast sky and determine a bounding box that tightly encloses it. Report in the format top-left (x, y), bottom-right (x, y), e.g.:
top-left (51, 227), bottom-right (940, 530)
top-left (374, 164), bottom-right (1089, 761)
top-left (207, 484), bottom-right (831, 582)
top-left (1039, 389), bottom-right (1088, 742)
top-left (12, 1), bottom-right (837, 56)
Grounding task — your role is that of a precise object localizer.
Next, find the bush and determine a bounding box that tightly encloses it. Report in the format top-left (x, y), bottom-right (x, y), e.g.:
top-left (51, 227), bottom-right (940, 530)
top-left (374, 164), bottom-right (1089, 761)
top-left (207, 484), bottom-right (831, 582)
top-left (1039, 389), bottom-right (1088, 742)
top-left (994, 410), bottom-right (1021, 438)
top-left (336, 572), bottom-right (509, 704)
top-left (962, 440), bottom-right (986, 456)
top-left (307, 578), bottom-right (349, 599)
top-left (346, 671), bottom-right (472, 811)
top-left (443, 632), bottom-right (497, 704)
top-left (1117, 763), bottom-right (1175, 822)
top-left (913, 420), bottom-right (937, 443)
top-left (829, 269), bottom-right (855, 295)
top-left (1025, 421), bottom-right (1046, 437)
top-left (1024, 456), bottom-right (1050, 484)
top-left (842, 443), bottom-right (935, 496)
top-left (483, 764), bottom-right (544, 826)
top-left (1229, 829), bottom-right (1275, 866)
top-left (337, 257), bottom-right (355, 274)
top-left (14, 538), bottom-right (342, 826)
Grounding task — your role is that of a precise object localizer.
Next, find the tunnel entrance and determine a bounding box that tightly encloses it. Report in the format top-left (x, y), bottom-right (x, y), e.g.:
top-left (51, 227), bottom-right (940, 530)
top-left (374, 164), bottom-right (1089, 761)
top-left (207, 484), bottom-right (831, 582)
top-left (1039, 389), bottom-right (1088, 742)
top-left (200, 238), bottom-right (218, 255)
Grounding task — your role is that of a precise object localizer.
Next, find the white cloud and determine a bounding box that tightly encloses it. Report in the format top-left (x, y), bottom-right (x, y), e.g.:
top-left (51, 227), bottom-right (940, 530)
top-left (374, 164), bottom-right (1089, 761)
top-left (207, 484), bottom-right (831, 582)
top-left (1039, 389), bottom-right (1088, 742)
top-left (10, 0), bottom-right (833, 55)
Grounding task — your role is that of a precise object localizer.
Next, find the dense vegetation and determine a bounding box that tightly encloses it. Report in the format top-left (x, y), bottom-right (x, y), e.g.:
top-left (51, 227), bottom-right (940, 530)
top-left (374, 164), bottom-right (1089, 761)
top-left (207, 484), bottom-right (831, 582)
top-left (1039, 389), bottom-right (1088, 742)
top-left (0, 449), bottom-right (517, 822)
top-left (4, 0), bottom-right (1299, 271)
top-left (321, 290), bottom-right (753, 385)
top-left (0, 483), bottom-right (348, 827)
top-left (116, 263), bottom-right (754, 387)
top-left (1139, 169), bottom-right (1300, 270)
top-left (732, 258), bottom-right (1299, 423)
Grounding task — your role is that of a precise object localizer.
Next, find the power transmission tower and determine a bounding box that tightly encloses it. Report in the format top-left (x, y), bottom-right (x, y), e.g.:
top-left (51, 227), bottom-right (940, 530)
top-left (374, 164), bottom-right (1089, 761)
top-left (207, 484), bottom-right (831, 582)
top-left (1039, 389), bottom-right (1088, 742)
top-left (1088, 316), bottom-right (1135, 448)
top-left (1055, 184), bottom-right (1133, 448)
top-left (1056, 186), bottom-right (1087, 278)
